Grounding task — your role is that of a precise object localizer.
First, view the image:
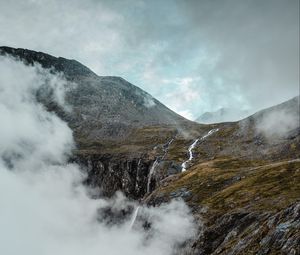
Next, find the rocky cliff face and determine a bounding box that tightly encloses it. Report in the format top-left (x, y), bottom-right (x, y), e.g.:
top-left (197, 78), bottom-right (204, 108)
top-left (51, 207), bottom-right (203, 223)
top-left (74, 153), bottom-right (152, 199)
top-left (184, 201), bottom-right (300, 255)
top-left (1, 46), bottom-right (299, 254)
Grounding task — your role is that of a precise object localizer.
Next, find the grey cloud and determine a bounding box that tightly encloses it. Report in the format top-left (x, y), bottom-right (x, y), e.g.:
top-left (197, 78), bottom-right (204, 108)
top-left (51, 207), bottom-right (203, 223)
top-left (167, 0), bottom-right (299, 110)
top-left (0, 0), bottom-right (298, 119)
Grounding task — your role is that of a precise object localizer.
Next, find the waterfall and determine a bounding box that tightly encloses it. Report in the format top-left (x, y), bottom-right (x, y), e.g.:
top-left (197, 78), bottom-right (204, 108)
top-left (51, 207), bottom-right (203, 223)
top-left (129, 206), bottom-right (140, 230)
top-left (146, 138), bottom-right (174, 193)
top-left (135, 159), bottom-right (142, 192)
top-left (181, 139), bottom-right (199, 172)
top-left (201, 128), bottom-right (219, 139)
top-left (181, 128), bottom-right (219, 172)
top-left (162, 138), bottom-right (174, 159)
top-left (147, 158), bottom-right (160, 193)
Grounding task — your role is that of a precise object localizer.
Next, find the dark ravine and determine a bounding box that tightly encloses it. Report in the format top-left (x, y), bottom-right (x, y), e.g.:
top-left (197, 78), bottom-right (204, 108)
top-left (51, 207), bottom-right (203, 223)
top-left (1, 46), bottom-right (299, 254)
top-left (74, 154), bottom-right (153, 199)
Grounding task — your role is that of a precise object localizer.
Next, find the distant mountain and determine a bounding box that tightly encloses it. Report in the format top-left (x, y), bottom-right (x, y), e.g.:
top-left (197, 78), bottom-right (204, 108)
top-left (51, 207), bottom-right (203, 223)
top-left (196, 107), bottom-right (250, 123)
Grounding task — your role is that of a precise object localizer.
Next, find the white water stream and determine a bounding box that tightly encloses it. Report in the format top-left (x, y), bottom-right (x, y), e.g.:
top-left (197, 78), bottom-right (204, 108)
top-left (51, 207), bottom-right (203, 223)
top-left (147, 158), bottom-right (160, 193)
top-left (146, 138), bottom-right (174, 193)
top-left (129, 206), bottom-right (140, 229)
top-left (181, 128), bottom-right (219, 172)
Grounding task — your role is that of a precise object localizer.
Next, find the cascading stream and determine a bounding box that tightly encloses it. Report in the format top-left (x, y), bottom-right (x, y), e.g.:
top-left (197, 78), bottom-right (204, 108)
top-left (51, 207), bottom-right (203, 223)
top-left (129, 206), bottom-right (140, 230)
top-left (146, 138), bottom-right (174, 193)
top-left (181, 128), bottom-right (219, 172)
top-left (147, 158), bottom-right (160, 193)
top-left (135, 159), bottom-right (142, 192)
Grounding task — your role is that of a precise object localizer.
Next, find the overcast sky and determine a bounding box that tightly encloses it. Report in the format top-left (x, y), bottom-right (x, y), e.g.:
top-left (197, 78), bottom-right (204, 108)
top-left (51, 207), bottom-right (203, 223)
top-left (0, 0), bottom-right (299, 120)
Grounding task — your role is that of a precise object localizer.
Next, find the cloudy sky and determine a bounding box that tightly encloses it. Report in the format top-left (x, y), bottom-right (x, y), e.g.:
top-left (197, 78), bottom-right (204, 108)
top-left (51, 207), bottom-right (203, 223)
top-left (0, 0), bottom-right (299, 120)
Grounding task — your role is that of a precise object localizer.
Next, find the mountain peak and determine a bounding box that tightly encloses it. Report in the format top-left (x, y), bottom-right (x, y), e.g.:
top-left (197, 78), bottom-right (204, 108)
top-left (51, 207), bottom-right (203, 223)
top-left (0, 46), bottom-right (191, 142)
top-left (0, 46), bottom-right (97, 78)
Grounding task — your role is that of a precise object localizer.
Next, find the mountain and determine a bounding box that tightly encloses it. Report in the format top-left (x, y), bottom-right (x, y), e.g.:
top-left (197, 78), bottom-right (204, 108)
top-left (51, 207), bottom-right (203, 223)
top-left (0, 46), bottom-right (192, 142)
top-left (1, 46), bottom-right (299, 254)
top-left (0, 46), bottom-right (202, 199)
top-left (196, 107), bottom-right (250, 123)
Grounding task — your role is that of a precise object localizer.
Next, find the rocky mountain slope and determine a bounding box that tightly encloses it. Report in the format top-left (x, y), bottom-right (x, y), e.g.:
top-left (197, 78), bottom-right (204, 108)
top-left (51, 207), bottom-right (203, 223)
top-left (1, 46), bottom-right (299, 254)
top-left (0, 46), bottom-right (201, 199)
top-left (146, 97), bottom-right (300, 254)
top-left (0, 46), bottom-right (191, 139)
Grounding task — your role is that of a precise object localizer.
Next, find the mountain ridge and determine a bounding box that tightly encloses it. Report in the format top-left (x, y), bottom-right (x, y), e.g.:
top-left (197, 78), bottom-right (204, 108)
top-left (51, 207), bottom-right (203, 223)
top-left (0, 46), bottom-right (97, 78)
top-left (0, 46), bottom-right (194, 143)
top-left (196, 107), bottom-right (250, 124)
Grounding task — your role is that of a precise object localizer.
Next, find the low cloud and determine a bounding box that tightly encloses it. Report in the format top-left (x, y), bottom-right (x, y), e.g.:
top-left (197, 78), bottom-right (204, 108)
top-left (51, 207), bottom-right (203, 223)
top-left (255, 105), bottom-right (299, 138)
top-left (0, 57), bottom-right (195, 255)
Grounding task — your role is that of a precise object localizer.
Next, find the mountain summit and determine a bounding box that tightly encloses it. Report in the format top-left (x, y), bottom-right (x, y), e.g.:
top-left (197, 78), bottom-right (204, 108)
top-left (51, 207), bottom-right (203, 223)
top-left (0, 46), bottom-right (191, 142)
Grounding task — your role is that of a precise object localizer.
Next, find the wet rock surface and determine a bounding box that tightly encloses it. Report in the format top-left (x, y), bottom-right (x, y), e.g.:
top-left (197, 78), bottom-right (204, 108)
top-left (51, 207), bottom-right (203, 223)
top-left (74, 154), bottom-right (153, 199)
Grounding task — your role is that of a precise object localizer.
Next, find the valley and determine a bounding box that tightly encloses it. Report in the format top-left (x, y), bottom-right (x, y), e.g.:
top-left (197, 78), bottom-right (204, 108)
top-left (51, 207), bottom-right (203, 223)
top-left (1, 46), bottom-right (299, 255)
